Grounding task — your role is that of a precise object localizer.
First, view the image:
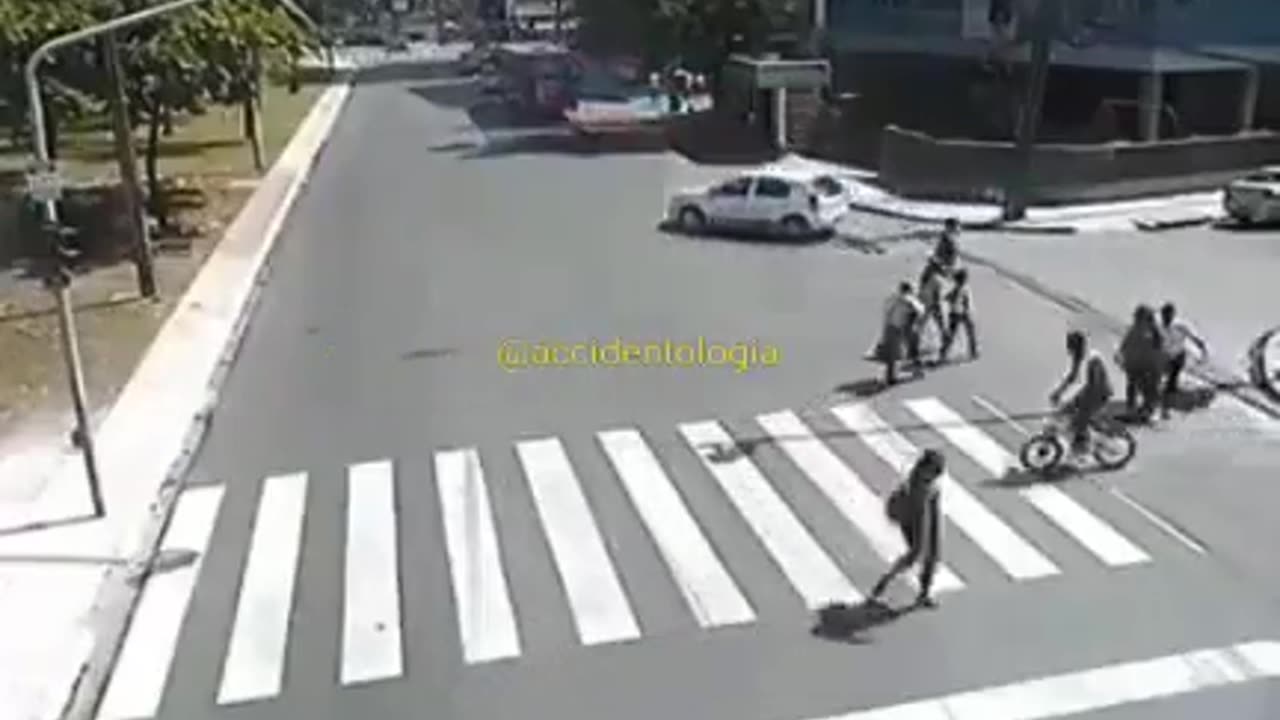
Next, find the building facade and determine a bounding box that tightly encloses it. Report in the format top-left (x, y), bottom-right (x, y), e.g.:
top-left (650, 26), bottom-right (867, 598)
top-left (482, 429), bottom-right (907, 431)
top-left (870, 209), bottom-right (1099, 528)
top-left (818, 0), bottom-right (1280, 142)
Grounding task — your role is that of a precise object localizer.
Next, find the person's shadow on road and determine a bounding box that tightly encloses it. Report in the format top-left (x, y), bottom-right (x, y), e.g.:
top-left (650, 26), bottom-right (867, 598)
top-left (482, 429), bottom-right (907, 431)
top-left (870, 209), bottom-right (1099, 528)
top-left (810, 600), bottom-right (911, 644)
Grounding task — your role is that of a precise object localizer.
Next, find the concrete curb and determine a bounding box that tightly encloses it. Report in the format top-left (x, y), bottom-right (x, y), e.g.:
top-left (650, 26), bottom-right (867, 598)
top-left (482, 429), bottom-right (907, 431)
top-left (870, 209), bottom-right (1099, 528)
top-left (960, 249), bottom-right (1280, 422)
top-left (1132, 214), bottom-right (1218, 232)
top-left (846, 201), bottom-right (1080, 235)
top-left (56, 80), bottom-right (354, 720)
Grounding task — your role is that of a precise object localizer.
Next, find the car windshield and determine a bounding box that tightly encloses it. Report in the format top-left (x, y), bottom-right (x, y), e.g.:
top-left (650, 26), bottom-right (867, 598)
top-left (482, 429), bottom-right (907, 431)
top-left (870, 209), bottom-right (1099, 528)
top-left (810, 176), bottom-right (844, 197)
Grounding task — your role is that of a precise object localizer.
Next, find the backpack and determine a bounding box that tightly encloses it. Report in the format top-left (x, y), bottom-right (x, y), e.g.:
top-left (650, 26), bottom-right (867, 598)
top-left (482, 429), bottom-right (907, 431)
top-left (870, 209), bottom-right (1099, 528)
top-left (885, 484), bottom-right (910, 525)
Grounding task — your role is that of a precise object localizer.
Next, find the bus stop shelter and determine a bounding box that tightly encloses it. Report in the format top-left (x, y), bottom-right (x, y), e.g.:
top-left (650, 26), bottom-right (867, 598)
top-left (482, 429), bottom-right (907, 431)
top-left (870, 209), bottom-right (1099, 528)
top-left (721, 54), bottom-right (831, 149)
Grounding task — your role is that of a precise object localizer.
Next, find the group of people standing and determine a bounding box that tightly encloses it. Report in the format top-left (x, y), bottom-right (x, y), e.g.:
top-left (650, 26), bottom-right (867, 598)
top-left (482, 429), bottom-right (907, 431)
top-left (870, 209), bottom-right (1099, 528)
top-left (873, 219), bottom-right (980, 385)
top-left (1115, 302), bottom-right (1210, 423)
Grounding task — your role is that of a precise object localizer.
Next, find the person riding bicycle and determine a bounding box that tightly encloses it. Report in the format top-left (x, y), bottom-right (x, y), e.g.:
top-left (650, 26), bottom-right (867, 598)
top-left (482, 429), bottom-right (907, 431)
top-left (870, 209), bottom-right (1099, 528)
top-left (1049, 330), bottom-right (1114, 456)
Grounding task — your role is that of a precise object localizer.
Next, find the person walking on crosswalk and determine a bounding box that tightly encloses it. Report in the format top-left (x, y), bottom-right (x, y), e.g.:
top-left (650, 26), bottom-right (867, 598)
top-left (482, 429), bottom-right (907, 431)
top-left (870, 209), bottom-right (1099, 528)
top-left (870, 448), bottom-right (945, 609)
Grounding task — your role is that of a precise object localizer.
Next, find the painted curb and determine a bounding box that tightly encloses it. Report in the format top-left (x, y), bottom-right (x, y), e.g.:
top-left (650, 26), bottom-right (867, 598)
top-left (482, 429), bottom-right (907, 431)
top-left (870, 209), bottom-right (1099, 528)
top-left (846, 201), bottom-right (1080, 235)
top-left (960, 249), bottom-right (1280, 422)
top-left (56, 80), bottom-right (354, 720)
top-left (1132, 214), bottom-right (1218, 231)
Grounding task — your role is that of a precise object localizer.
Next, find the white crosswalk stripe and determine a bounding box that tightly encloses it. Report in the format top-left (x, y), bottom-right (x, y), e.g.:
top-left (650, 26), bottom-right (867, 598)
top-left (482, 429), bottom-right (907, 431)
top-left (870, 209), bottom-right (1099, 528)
top-left (436, 448), bottom-right (522, 665)
top-left (217, 472), bottom-right (308, 705)
top-left (517, 437), bottom-right (642, 646)
top-left (341, 460), bottom-right (405, 685)
top-left (756, 410), bottom-right (966, 594)
top-left (97, 486), bottom-right (225, 720)
top-left (115, 394), bottom-right (1196, 714)
top-left (830, 403), bottom-right (1061, 581)
top-left (679, 420), bottom-right (862, 608)
top-left (905, 398), bottom-right (1151, 567)
top-left (598, 428), bottom-right (757, 628)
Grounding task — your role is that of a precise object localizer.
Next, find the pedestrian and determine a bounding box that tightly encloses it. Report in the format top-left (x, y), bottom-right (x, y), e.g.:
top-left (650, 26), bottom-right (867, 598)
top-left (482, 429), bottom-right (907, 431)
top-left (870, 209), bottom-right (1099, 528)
top-left (878, 281), bottom-right (924, 385)
top-left (939, 267), bottom-right (978, 361)
top-left (932, 218), bottom-right (960, 275)
top-left (871, 448), bottom-right (945, 609)
top-left (918, 260), bottom-right (948, 360)
top-left (1158, 302), bottom-right (1209, 419)
top-left (1117, 304), bottom-right (1164, 422)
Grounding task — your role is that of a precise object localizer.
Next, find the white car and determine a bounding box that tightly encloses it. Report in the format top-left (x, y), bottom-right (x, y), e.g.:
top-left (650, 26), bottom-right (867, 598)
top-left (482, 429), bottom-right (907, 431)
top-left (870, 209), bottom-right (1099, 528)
top-left (1223, 166), bottom-right (1280, 225)
top-left (666, 171), bottom-right (850, 238)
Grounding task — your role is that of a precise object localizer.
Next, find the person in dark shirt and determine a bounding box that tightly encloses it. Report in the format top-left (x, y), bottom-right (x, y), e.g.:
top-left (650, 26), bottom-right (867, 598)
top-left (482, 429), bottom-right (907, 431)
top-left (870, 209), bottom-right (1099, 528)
top-left (870, 449), bottom-right (945, 608)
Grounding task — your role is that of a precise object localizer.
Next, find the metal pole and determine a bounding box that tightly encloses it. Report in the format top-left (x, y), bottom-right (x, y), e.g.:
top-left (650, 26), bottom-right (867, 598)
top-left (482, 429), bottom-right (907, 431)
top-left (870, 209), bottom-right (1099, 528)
top-left (22, 0), bottom-right (325, 516)
top-left (1002, 0), bottom-right (1057, 221)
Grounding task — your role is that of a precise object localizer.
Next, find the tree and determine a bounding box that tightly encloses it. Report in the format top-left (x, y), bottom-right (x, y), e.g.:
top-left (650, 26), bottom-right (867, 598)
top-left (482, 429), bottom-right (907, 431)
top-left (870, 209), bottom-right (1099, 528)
top-left (0, 0), bottom-right (103, 156)
top-left (577, 0), bottom-right (799, 73)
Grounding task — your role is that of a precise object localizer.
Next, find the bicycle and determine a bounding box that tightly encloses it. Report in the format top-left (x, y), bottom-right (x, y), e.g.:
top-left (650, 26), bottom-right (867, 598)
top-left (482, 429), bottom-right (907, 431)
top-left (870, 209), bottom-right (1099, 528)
top-left (1019, 408), bottom-right (1137, 473)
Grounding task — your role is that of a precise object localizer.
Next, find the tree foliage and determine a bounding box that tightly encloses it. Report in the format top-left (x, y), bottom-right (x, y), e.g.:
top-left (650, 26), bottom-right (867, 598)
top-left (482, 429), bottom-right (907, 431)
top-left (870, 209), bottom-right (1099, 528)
top-left (577, 0), bottom-right (801, 72)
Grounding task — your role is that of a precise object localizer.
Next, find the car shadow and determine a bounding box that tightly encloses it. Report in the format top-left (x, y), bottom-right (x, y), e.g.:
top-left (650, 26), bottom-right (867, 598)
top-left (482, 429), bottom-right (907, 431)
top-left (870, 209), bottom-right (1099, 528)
top-left (657, 220), bottom-right (833, 248)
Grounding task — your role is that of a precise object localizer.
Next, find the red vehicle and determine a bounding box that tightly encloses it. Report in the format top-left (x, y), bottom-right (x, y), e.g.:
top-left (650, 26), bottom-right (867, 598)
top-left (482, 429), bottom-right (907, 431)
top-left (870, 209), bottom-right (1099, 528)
top-left (492, 42), bottom-right (577, 118)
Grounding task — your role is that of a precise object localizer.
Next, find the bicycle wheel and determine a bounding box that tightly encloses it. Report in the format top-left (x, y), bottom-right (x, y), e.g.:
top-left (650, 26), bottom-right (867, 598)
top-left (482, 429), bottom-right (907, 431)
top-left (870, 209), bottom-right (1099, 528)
top-left (1020, 433), bottom-right (1063, 473)
top-left (1092, 425), bottom-right (1137, 470)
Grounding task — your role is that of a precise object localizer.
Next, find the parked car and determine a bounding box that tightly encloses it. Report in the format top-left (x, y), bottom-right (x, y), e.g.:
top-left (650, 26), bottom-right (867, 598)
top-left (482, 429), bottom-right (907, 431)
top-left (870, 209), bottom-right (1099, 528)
top-left (666, 171), bottom-right (850, 238)
top-left (1223, 166), bottom-right (1280, 225)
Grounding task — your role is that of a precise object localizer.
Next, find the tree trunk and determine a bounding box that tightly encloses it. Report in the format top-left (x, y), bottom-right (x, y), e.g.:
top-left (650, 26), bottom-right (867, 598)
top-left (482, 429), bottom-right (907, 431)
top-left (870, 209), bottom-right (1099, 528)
top-left (554, 0), bottom-right (562, 40)
top-left (103, 33), bottom-right (157, 298)
top-left (145, 101), bottom-right (168, 231)
top-left (244, 49), bottom-right (266, 173)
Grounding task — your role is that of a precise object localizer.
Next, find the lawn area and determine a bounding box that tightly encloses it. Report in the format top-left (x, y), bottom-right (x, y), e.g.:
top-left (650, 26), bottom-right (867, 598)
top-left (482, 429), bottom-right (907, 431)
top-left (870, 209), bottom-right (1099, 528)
top-left (0, 80), bottom-right (326, 183)
top-left (0, 79), bottom-right (329, 458)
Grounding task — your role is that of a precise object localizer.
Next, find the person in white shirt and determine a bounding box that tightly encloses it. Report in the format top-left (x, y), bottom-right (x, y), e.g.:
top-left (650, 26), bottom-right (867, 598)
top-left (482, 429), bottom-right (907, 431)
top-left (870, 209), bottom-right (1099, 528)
top-left (939, 268), bottom-right (978, 361)
top-left (1158, 302), bottom-right (1209, 419)
top-left (880, 281), bottom-right (924, 384)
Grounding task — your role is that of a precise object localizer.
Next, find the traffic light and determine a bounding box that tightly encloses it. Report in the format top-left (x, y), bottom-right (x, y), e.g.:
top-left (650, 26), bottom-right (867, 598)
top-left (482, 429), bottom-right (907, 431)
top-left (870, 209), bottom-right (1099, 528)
top-left (40, 219), bottom-right (81, 289)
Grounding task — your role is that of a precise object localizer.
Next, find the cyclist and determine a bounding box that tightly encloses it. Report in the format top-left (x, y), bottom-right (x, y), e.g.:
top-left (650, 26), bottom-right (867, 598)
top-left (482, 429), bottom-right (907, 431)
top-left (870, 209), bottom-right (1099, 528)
top-left (1049, 330), bottom-right (1114, 457)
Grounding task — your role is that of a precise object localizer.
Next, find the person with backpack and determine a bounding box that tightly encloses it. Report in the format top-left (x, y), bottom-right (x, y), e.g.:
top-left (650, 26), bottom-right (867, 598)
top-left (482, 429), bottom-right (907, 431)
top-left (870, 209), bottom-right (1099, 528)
top-left (1117, 304), bottom-right (1164, 422)
top-left (877, 281), bottom-right (925, 384)
top-left (870, 449), bottom-right (945, 609)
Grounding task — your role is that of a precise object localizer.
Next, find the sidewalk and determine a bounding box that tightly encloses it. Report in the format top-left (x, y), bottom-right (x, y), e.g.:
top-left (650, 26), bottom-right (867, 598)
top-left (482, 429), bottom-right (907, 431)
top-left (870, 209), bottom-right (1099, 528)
top-left (0, 81), bottom-right (351, 720)
top-left (755, 154), bottom-right (1226, 234)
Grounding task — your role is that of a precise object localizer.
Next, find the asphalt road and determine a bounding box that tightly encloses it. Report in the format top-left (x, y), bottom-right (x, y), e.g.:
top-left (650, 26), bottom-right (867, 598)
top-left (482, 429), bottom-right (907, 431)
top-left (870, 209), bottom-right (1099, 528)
top-left (93, 62), bottom-right (1280, 720)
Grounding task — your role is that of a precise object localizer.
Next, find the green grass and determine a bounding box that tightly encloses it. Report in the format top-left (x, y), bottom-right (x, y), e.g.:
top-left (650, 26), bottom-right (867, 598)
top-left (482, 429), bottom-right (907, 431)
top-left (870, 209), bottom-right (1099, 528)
top-left (0, 80), bottom-right (327, 185)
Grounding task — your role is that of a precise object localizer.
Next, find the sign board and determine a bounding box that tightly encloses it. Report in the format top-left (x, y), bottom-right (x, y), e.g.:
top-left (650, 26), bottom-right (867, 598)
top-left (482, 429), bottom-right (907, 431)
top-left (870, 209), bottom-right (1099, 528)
top-left (745, 60), bottom-right (830, 90)
top-left (25, 164), bottom-right (63, 203)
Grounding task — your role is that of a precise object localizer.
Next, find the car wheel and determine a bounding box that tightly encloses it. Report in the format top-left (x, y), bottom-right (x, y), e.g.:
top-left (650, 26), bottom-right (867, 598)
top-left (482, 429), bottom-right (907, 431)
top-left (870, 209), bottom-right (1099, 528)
top-left (780, 215), bottom-right (810, 238)
top-left (678, 206), bottom-right (707, 234)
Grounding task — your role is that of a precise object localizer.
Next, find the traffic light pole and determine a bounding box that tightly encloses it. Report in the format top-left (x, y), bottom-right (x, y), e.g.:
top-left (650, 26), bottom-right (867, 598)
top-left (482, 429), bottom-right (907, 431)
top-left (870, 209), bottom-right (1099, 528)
top-left (23, 0), bottom-right (325, 517)
top-left (1002, 0), bottom-right (1058, 221)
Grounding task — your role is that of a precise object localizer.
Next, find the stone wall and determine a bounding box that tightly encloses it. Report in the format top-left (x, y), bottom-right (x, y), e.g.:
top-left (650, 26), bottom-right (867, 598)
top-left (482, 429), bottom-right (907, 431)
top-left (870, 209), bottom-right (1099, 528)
top-left (877, 125), bottom-right (1280, 203)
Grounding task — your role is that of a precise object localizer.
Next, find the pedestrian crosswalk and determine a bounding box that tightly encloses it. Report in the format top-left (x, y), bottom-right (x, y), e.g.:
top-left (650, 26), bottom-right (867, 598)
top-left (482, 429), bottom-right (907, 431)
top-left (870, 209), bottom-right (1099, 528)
top-left (97, 394), bottom-right (1201, 719)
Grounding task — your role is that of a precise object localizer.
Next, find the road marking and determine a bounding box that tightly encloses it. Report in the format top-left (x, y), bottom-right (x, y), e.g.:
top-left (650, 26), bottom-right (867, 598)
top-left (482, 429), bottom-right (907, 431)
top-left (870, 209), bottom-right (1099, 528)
top-left (597, 429), bottom-right (756, 628)
top-left (808, 639), bottom-right (1280, 720)
top-left (217, 472), bottom-right (308, 705)
top-left (831, 403), bottom-right (1059, 581)
top-left (96, 486), bottom-right (225, 720)
top-left (756, 410), bottom-right (965, 593)
top-left (906, 398), bottom-right (1150, 567)
top-left (517, 438), bottom-right (641, 646)
top-left (436, 448), bottom-right (522, 664)
top-left (680, 420), bottom-right (861, 608)
top-left (971, 394), bottom-right (1032, 436)
top-left (1109, 487), bottom-right (1208, 556)
top-left (341, 460), bottom-right (404, 685)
